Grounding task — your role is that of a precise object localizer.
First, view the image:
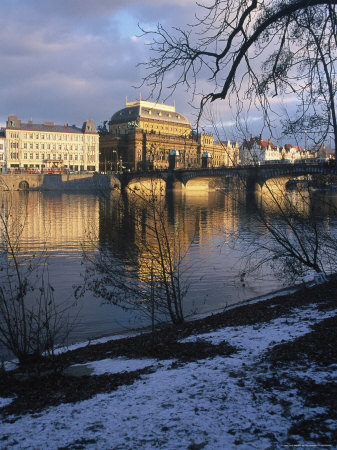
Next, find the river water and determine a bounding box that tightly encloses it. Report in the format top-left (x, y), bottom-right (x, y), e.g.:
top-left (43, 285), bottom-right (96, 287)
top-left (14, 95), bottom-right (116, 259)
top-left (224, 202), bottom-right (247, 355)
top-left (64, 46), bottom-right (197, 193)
top-left (1, 184), bottom-right (337, 352)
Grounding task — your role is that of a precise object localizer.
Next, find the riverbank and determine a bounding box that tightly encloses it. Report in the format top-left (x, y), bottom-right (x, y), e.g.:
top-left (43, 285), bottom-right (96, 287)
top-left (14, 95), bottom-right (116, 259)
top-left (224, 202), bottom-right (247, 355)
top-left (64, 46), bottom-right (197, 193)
top-left (0, 172), bottom-right (119, 191)
top-left (1, 279), bottom-right (337, 448)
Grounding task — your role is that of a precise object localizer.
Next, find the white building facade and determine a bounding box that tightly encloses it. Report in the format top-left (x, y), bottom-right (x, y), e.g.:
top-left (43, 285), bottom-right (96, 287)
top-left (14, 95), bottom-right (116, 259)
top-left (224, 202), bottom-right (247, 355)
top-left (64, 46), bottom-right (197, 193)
top-left (5, 115), bottom-right (99, 172)
top-left (240, 136), bottom-right (281, 165)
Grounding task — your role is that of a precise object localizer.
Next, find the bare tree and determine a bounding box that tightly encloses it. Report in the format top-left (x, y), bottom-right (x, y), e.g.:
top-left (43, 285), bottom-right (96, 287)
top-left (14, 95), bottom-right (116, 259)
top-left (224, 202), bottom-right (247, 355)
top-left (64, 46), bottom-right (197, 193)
top-left (79, 179), bottom-right (193, 327)
top-left (140, 0), bottom-right (337, 155)
top-left (0, 192), bottom-right (72, 366)
top-left (240, 178), bottom-right (337, 283)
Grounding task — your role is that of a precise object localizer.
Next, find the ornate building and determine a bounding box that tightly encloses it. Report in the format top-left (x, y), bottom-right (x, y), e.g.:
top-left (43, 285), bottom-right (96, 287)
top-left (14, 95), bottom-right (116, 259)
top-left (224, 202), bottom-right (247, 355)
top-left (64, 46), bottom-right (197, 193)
top-left (240, 135), bottom-right (281, 165)
top-left (100, 100), bottom-right (239, 172)
top-left (5, 115), bottom-right (99, 172)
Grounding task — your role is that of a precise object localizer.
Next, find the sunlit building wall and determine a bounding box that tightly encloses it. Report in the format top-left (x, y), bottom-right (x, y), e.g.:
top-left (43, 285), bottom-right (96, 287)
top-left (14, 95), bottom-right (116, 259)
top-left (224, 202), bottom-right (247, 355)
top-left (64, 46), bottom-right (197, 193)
top-left (240, 135), bottom-right (281, 165)
top-left (5, 115), bottom-right (99, 172)
top-left (100, 100), bottom-right (239, 171)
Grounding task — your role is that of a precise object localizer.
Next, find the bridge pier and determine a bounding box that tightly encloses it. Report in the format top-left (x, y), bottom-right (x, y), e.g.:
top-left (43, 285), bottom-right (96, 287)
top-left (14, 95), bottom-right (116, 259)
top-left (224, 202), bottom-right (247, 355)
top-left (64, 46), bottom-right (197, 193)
top-left (245, 174), bottom-right (263, 195)
top-left (166, 178), bottom-right (185, 191)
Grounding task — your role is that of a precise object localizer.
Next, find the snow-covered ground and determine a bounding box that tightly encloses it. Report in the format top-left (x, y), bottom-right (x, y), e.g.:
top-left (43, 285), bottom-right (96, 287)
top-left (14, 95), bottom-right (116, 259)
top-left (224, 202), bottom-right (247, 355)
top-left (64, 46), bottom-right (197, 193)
top-left (0, 303), bottom-right (336, 449)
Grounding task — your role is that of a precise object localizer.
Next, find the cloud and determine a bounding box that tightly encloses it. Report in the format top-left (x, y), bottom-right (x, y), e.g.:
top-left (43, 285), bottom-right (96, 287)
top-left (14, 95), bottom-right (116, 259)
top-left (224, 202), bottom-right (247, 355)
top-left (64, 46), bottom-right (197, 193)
top-left (0, 0), bottom-right (223, 128)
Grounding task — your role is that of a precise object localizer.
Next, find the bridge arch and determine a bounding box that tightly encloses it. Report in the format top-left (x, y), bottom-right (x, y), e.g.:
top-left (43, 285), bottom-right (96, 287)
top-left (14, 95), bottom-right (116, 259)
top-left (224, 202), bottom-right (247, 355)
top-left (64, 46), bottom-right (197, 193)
top-left (185, 177), bottom-right (212, 190)
top-left (18, 180), bottom-right (29, 190)
top-left (126, 176), bottom-right (166, 194)
top-left (118, 163), bottom-right (337, 193)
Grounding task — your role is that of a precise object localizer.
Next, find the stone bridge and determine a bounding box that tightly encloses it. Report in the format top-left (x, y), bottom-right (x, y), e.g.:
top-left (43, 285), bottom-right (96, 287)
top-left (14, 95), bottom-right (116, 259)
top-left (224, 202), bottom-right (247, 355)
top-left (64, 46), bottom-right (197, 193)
top-left (118, 162), bottom-right (337, 192)
top-left (1, 163), bottom-right (335, 192)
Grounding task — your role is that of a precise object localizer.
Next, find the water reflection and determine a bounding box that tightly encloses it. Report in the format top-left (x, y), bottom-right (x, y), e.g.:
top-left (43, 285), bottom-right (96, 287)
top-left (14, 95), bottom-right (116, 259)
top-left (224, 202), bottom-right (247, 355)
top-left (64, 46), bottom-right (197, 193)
top-left (0, 185), bottom-right (336, 350)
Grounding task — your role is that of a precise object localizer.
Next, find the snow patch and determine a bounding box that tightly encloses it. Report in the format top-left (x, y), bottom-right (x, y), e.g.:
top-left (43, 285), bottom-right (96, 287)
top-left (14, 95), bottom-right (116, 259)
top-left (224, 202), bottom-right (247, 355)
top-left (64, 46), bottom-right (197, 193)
top-left (0, 397), bottom-right (14, 408)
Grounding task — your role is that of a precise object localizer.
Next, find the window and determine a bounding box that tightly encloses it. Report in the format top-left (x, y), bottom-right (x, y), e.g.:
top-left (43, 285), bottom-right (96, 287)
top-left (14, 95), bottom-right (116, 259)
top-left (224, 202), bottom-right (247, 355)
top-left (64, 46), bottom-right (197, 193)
top-left (30, 143), bottom-right (33, 149)
top-left (36, 153), bottom-right (39, 159)
top-left (30, 153), bottom-right (33, 159)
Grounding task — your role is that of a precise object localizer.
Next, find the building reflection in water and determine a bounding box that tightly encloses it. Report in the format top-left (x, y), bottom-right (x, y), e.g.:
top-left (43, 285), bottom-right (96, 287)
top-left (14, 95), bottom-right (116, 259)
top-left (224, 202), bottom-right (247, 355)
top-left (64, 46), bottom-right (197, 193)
top-left (0, 191), bottom-right (100, 256)
top-left (0, 182), bottom-right (336, 347)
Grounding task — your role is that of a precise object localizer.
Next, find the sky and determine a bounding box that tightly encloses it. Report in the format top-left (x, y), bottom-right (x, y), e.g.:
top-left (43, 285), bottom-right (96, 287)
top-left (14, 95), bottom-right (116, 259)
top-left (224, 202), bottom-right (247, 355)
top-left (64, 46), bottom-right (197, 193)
top-left (0, 0), bottom-right (208, 130)
top-left (0, 0), bottom-right (319, 146)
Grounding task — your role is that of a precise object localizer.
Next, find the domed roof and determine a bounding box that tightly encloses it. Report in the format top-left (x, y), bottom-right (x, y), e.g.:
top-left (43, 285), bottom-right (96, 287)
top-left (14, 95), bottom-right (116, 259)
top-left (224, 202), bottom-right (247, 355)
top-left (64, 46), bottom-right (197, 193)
top-left (110, 100), bottom-right (190, 126)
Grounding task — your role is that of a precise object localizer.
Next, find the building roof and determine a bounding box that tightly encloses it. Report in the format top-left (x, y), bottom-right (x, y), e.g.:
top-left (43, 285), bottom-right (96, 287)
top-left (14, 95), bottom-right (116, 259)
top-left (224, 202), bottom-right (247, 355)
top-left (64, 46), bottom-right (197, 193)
top-left (110, 100), bottom-right (190, 126)
top-left (6, 115), bottom-right (97, 134)
top-left (284, 144), bottom-right (304, 152)
top-left (14, 123), bottom-right (83, 133)
top-left (243, 135), bottom-right (277, 149)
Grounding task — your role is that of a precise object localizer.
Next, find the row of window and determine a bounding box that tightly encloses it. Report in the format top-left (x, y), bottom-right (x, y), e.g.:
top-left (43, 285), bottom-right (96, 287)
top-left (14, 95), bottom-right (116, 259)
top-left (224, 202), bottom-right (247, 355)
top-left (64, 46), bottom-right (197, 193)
top-left (143, 110), bottom-right (181, 120)
top-left (22, 143), bottom-right (86, 151)
top-left (113, 124), bottom-right (188, 133)
top-left (9, 142), bottom-right (98, 151)
top-left (11, 153), bottom-right (86, 161)
top-left (9, 132), bottom-right (98, 142)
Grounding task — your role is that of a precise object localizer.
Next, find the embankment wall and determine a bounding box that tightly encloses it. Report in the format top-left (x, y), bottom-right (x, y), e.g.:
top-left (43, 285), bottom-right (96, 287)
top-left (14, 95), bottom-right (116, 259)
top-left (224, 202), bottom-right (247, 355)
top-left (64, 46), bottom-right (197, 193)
top-left (0, 173), bottom-right (121, 191)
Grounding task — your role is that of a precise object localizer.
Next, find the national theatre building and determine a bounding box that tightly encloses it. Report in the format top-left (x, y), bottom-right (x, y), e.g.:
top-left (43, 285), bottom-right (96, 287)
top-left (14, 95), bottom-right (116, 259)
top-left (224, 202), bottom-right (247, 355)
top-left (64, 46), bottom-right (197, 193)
top-left (99, 100), bottom-right (239, 172)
